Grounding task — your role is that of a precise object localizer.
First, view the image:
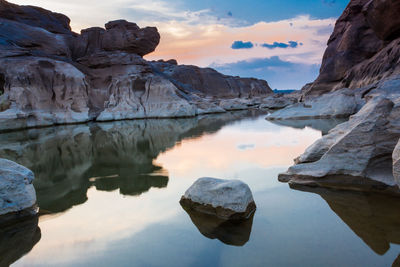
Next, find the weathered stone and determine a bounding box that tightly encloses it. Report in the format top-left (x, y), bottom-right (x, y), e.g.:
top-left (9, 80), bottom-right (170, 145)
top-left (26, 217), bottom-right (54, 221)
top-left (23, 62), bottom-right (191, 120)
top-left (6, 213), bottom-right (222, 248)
top-left (393, 139), bottom-right (400, 187)
top-left (180, 177), bottom-right (256, 220)
top-left (279, 92), bottom-right (400, 187)
top-left (304, 0), bottom-right (400, 97)
top-left (267, 88), bottom-right (361, 120)
top-left (260, 95), bottom-right (297, 109)
top-left (0, 159), bottom-right (37, 216)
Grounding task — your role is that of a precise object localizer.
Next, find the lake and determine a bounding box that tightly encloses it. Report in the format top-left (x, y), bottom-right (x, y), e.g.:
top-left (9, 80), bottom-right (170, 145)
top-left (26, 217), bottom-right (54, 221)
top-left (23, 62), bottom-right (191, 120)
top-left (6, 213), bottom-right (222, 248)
top-left (1, 111), bottom-right (400, 267)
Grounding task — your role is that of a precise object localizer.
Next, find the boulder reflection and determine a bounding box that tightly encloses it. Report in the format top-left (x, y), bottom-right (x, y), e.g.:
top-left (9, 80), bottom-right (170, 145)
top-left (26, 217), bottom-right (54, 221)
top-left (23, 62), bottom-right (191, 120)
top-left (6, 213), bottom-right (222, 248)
top-left (0, 215), bottom-right (41, 267)
top-left (0, 111), bottom-right (260, 215)
top-left (180, 202), bottom-right (255, 246)
top-left (290, 184), bottom-right (400, 264)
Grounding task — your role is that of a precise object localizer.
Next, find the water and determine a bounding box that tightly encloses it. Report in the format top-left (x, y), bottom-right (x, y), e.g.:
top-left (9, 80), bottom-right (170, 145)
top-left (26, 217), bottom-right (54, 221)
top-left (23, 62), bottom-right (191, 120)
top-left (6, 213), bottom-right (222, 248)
top-left (1, 111), bottom-right (400, 267)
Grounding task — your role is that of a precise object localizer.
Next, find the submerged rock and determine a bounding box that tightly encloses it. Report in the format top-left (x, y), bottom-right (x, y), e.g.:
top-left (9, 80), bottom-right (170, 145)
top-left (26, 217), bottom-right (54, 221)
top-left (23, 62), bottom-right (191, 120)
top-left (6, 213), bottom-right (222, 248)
top-left (180, 177), bottom-right (256, 220)
top-left (0, 158), bottom-right (37, 216)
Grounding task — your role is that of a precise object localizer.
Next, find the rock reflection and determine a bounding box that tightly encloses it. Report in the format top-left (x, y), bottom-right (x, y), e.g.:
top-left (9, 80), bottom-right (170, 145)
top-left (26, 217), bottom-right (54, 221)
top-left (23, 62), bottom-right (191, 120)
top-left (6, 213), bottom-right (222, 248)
top-left (268, 118), bottom-right (347, 135)
top-left (0, 215), bottom-right (41, 267)
top-left (0, 111), bottom-right (260, 214)
top-left (290, 184), bottom-right (400, 264)
top-left (180, 202), bottom-right (255, 246)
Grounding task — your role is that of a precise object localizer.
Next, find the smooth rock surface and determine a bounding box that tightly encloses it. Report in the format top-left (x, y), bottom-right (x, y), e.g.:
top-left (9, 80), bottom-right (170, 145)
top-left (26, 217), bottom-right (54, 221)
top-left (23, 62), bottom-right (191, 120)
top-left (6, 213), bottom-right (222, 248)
top-left (260, 95), bottom-right (297, 109)
top-left (393, 139), bottom-right (400, 187)
top-left (267, 88), bottom-right (361, 120)
top-left (279, 90), bottom-right (400, 187)
top-left (180, 177), bottom-right (256, 220)
top-left (0, 158), bottom-right (37, 216)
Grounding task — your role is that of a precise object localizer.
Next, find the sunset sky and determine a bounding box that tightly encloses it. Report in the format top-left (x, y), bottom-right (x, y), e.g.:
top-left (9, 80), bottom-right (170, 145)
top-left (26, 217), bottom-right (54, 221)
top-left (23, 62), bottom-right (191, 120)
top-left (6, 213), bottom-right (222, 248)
top-left (10, 0), bottom-right (350, 89)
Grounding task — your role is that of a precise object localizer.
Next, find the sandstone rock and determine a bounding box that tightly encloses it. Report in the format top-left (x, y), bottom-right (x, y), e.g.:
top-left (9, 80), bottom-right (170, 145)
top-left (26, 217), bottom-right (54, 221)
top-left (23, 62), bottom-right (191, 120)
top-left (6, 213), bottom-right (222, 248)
top-left (304, 0), bottom-right (400, 98)
top-left (180, 177), bottom-right (256, 220)
top-left (393, 139), bottom-right (400, 187)
top-left (219, 98), bottom-right (250, 111)
top-left (259, 95), bottom-right (297, 109)
top-left (279, 92), bottom-right (400, 187)
top-left (0, 159), bottom-right (37, 216)
top-left (78, 20), bottom-right (160, 57)
top-left (0, 0), bottom-right (273, 131)
top-left (151, 62), bottom-right (273, 99)
top-left (0, 0), bottom-right (71, 34)
top-left (267, 88), bottom-right (361, 120)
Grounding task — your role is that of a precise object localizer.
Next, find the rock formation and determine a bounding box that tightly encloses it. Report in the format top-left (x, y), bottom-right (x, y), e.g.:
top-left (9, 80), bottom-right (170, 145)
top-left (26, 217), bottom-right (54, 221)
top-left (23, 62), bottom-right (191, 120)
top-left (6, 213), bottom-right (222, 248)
top-left (303, 0), bottom-right (400, 98)
top-left (276, 0), bottom-right (400, 191)
top-left (0, 158), bottom-right (37, 216)
top-left (180, 177), bottom-right (256, 220)
top-left (0, 0), bottom-right (273, 132)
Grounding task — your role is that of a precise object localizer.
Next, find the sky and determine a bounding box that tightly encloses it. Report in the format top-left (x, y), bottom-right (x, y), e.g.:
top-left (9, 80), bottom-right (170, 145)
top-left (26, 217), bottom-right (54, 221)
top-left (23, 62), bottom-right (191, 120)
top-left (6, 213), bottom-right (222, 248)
top-left (10, 0), bottom-right (350, 89)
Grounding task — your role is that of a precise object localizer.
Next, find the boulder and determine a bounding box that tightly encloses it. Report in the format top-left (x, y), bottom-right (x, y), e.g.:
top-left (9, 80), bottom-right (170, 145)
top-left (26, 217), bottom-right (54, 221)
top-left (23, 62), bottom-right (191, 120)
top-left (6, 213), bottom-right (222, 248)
top-left (260, 95), bottom-right (297, 109)
top-left (279, 91), bottom-right (400, 188)
top-left (180, 177), bottom-right (256, 220)
top-left (0, 159), bottom-right (37, 216)
top-left (267, 88), bottom-right (361, 120)
top-left (78, 20), bottom-right (160, 57)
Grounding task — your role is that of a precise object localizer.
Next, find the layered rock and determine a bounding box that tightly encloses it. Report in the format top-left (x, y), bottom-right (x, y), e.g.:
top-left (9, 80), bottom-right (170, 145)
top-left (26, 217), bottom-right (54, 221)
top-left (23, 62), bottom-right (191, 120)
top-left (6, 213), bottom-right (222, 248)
top-left (0, 0), bottom-right (273, 131)
top-left (275, 0), bottom-right (400, 190)
top-left (0, 158), bottom-right (37, 216)
top-left (267, 88), bottom-right (362, 120)
top-left (280, 76), bottom-right (400, 189)
top-left (303, 0), bottom-right (400, 98)
top-left (180, 177), bottom-right (256, 220)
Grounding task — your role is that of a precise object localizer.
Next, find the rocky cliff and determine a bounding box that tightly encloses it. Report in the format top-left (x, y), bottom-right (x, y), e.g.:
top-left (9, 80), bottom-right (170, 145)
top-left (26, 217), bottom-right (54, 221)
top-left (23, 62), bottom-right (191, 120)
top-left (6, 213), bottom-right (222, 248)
top-left (0, 0), bottom-right (273, 131)
top-left (303, 0), bottom-right (400, 98)
top-left (274, 0), bottom-right (400, 191)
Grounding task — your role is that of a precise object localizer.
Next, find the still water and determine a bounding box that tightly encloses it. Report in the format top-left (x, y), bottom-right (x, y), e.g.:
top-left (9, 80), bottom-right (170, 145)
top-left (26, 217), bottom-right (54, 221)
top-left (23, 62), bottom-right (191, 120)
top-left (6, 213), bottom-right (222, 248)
top-left (1, 111), bottom-right (400, 267)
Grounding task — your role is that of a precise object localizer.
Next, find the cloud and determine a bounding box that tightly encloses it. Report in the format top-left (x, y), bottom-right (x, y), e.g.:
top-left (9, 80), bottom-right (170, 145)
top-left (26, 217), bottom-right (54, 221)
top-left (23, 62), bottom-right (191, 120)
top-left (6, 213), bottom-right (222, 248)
top-left (261, 41), bottom-right (301, 49)
top-left (211, 56), bottom-right (320, 90)
top-left (231, 41), bottom-right (254, 49)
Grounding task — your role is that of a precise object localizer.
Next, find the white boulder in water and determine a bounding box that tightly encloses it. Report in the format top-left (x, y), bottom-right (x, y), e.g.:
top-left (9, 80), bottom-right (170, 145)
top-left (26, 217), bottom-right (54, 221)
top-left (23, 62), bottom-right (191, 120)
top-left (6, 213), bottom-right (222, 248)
top-left (180, 177), bottom-right (256, 220)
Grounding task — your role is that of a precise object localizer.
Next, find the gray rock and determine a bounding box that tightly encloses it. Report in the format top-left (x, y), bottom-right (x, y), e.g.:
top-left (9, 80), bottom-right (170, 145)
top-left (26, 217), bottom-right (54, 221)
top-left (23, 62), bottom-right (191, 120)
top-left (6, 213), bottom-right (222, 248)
top-left (279, 91), bottom-right (400, 187)
top-left (0, 159), bottom-right (37, 216)
top-left (393, 139), bottom-right (400, 187)
top-left (180, 177), bottom-right (256, 220)
top-left (267, 88), bottom-right (361, 120)
top-left (260, 95), bottom-right (297, 109)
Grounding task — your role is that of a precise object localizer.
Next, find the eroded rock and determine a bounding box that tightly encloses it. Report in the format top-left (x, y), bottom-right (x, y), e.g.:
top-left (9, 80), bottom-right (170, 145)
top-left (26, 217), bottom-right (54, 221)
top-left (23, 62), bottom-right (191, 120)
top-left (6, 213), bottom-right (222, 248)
top-left (180, 177), bottom-right (256, 220)
top-left (0, 158), bottom-right (37, 216)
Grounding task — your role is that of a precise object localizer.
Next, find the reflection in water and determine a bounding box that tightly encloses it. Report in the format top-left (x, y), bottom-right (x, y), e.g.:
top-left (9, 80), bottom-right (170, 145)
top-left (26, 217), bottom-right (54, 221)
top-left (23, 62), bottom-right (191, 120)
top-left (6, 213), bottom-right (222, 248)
top-left (268, 118), bottom-right (347, 135)
top-left (291, 184), bottom-right (400, 265)
top-left (0, 111), bottom-right (262, 214)
top-left (0, 215), bottom-right (41, 267)
top-left (180, 202), bottom-right (255, 246)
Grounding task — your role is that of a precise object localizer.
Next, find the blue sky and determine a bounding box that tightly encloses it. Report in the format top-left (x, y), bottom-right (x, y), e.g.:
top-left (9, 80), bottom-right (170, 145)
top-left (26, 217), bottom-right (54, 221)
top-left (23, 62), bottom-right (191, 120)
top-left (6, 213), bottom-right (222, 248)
top-left (11, 0), bottom-right (350, 89)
